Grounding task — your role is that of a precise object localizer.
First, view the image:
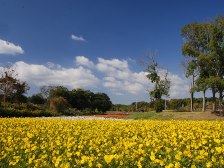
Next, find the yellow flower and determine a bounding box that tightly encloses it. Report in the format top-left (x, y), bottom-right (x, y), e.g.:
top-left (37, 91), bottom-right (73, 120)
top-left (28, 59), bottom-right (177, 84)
top-left (215, 147), bottom-right (222, 154)
top-left (175, 154), bottom-right (181, 160)
top-left (206, 162), bottom-right (212, 168)
top-left (174, 162), bottom-right (181, 168)
top-left (104, 155), bottom-right (114, 164)
top-left (150, 152), bottom-right (156, 161)
top-left (165, 163), bottom-right (174, 168)
top-left (191, 165), bottom-right (196, 168)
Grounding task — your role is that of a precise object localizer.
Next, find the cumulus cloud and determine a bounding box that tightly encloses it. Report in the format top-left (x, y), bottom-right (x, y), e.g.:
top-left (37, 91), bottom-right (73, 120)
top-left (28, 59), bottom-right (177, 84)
top-left (12, 61), bottom-right (99, 89)
top-left (2, 56), bottom-right (189, 103)
top-left (95, 57), bottom-right (189, 98)
top-left (0, 39), bottom-right (24, 55)
top-left (95, 57), bottom-right (151, 94)
top-left (168, 73), bottom-right (189, 98)
top-left (71, 34), bottom-right (86, 42)
top-left (75, 56), bottom-right (94, 68)
top-left (97, 58), bottom-right (129, 71)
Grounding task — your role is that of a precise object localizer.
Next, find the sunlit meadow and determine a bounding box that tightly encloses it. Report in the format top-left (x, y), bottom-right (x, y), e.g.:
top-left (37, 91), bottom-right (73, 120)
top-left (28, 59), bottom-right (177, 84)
top-left (1, 118), bottom-right (224, 167)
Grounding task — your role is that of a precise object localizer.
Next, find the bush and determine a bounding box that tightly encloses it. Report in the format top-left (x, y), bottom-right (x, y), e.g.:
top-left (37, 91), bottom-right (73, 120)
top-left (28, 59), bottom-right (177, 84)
top-left (29, 94), bottom-right (46, 104)
top-left (63, 108), bottom-right (81, 116)
top-left (0, 107), bottom-right (56, 117)
top-left (155, 100), bottom-right (164, 112)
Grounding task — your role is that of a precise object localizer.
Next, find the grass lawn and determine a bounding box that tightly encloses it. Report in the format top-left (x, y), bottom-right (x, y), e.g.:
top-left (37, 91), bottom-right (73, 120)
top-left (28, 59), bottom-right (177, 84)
top-left (126, 111), bottom-right (224, 120)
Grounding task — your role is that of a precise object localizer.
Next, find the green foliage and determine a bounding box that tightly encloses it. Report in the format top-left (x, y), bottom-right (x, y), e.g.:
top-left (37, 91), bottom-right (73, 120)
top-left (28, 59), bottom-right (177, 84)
top-left (112, 104), bottom-right (130, 112)
top-left (49, 86), bottom-right (70, 100)
top-left (63, 108), bottom-right (82, 116)
top-left (181, 16), bottom-right (224, 112)
top-left (146, 57), bottom-right (170, 102)
top-left (167, 99), bottom-right (187, 110)
top-left (0, 104), bottom-right (55, 117)
top-left (0, 68), bottom-right (29, 104)
top-left (92, 93), bottom-right (112, 113)
top-left (29, 94), bottom-right (46, 104)
top-left (154, 100), bottom-right (164, 112)
top-left (69, 89), bottom-right (93, 110)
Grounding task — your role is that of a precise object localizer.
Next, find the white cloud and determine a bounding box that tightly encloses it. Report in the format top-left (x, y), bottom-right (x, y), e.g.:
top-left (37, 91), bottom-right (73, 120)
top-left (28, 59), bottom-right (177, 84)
top-left (96, 58), bottom-right (151, 95)
top-left (0, 39), bottom-right (24, 55)
top-left (12, 61), bottom-right (99, 89)
top-left (71, 34), bottom-right (86, 42)
top-left (168, 73), bottom-right (189, 98)
top-left (1, 56), bottom-right (190, 104)
top-left (75, 56), bottom-right (94, 68)
top-left (97, 58), bottom-right (128, 71)
top-left (96, 57), bottom-right (189, 99)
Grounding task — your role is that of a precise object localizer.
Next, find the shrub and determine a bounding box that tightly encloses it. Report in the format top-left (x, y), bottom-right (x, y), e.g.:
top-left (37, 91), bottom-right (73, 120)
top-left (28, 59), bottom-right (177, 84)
top-left (0, 107), bottom-right (55, 117)
top-left (63, 108), bottom-right (81, 116)
top-left (154, 100), bottom-right (164, 112)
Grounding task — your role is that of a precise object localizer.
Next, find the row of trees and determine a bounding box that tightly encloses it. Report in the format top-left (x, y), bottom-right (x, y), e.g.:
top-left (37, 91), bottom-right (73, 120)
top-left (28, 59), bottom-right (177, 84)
top-left (34, 86), bottom-right (112, 113)
top-left (181, 16), bottom-right (224, 113)
top-left (0, 68), bottom-right (112, 116)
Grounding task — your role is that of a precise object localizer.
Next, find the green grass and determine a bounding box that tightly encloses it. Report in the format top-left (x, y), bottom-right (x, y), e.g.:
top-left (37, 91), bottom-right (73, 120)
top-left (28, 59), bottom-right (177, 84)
top-left (126, 111), bottom-right (224, 120)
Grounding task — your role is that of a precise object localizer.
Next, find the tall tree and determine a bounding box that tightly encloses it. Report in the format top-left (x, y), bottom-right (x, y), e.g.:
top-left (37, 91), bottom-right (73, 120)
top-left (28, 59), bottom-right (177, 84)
top-left (181, 23), bottom-right (213, 112)
top-left (69, 89), bottom-right (94, 110)
top-left (49, 86), bottom-right (70, 100)
top-left (146, 57), bottom-right (170, 112)
top-left (210, 17), bottom-right (224, 114)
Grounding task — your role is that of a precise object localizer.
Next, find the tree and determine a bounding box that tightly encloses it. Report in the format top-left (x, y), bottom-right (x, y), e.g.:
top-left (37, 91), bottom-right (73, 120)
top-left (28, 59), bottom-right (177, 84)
top-left (40, 85), bottom-right (55, 99)
top-left (0, 67), bottom-right (29, 105)
top-left (29, 94), bottom-right (46, 104)
top-left (210, 17), bottom-right (224, 114)
top-left (92, 93), bottom-right (112, 113)
top-left (69, 89), bottom-right (94, 110)
top-left (12, 81), bottom-right (29, 103)
top-left (181, 23), bottom-right (202, 112)
top-left (181, 59), bottom-right (197, 112)
top-left (181, 22), bottom-right (214, 112)
top-left (146, 57), bottom-right (170, 112)
top-left (49, 86), bottom-right (70, 100)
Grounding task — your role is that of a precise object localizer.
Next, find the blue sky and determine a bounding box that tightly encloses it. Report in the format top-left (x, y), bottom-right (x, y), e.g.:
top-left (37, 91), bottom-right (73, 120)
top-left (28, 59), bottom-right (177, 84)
top-left (0, 0), bottom-right (223, 104)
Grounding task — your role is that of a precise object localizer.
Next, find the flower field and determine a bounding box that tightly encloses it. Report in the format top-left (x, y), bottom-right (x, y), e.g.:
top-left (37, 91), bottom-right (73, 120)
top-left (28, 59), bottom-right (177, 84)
top-left (1, 119), bottom-right (224, 167)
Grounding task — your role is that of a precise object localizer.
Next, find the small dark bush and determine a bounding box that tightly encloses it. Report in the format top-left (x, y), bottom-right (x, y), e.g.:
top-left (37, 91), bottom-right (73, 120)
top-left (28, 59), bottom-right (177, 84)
top-left (155, 100), bottom-right (164, 112)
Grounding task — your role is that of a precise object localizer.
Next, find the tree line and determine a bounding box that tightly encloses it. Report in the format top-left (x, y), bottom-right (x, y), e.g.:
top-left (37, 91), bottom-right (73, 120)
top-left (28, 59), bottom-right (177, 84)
top-left (1, 16), bottom-right (224, 116)
top-left (0, 68), bottom-right (112, 117)
top-left (35, 85), bottom-right (112, 114)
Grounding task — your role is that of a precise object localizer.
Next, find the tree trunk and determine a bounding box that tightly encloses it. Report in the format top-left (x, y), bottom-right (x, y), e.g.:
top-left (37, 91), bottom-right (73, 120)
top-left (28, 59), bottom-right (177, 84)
top-left (190, 92), bottom-right (194, 112)
top-left (219, 89), bottom-right (223, 116)
top-left (190, 75), bottom-right (195, 112)
top-left (212, 88), bottom-right (216, 113)
top-left (164, 99), bottom-right (167, 110)
top-left (202, 90), bottom-right (206, 112)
